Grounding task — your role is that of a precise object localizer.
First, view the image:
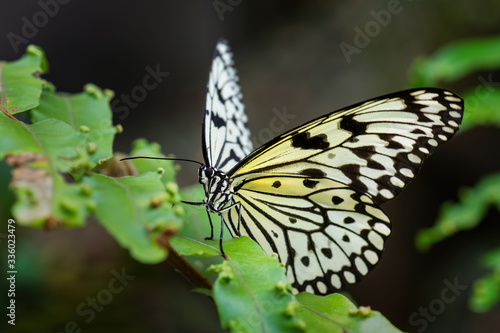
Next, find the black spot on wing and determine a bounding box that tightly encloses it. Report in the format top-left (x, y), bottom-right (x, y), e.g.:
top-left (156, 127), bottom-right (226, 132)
top-left (386, 138), bottom-right (406, 150)
top-left (301, 256), bottom-right (310, 267)
top-left (211, 112), bottom-right (226, 128)
top-left (303, 179), bottom-right (319, 188)
top-left (272, 180), bottom-right (282, 188)
top-left (367, 159), bottom-right (385, 170)
top-left (340, 113), bottom-right (367, 133)
top-left (339, 164), bottom-right (369, 194)
top-left (300, 168), bottom-right (327, 177)
top-left (344, 216), bottom-right (355, 224)
top-left (292, 132), bottom-right (330, 149)
top-left (331, 196), bottom-right (344, 205)
top-left (321, 248), bottom-right (333, 259)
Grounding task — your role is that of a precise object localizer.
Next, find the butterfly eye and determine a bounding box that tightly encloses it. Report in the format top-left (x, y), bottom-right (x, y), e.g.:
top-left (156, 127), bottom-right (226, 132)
top-left (205, 167), bottom-right (214, 178)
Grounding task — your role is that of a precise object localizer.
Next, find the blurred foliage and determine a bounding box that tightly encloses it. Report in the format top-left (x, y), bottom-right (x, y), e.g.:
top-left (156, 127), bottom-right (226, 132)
top-left (0, 46), bottom-right (183, 263)
top-left (410, 36), bottom-right (500, 313)
top-left (469, 248), bottom-right (500, 312)
top-left (1, 46), bottom-right (403, 332)
top-left (408, 36), bottom-right (500, 87)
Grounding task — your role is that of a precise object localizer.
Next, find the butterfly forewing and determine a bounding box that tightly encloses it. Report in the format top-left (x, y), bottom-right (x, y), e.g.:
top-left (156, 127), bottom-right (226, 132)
top-left (203, 39), bottom-right (253, 172)
top-left (229, 89), bottom-right (463, 205)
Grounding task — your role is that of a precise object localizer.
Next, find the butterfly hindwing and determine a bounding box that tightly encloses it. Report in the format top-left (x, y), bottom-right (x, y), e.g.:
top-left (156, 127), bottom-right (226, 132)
top-left (203, 39), bottom-right (253, 173)
top-left (223, 175), bottom-right (391, 294)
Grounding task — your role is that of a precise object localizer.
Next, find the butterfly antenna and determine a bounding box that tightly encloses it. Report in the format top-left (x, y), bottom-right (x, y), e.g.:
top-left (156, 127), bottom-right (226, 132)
top-left (120, 156), bottom-right (203, 166)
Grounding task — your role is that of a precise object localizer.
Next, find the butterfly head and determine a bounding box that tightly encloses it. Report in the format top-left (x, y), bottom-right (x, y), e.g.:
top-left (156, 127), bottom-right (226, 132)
top-left (198, 165), bottom-right (233, 211)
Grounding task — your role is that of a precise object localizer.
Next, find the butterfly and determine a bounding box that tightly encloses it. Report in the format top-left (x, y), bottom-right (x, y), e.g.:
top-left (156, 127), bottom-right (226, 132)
top-left (126, 39), bottom-right (462, 295)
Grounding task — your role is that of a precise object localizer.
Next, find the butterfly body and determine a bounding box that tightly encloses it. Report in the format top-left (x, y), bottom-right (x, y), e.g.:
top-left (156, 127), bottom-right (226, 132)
top-left (199, 165), bottom-right (233, 212)
top-left (199, 39), bottom-right (464, 294)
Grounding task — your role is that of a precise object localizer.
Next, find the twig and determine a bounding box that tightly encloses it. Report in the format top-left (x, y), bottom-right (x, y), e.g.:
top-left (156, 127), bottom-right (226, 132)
top-left (0, 105), bottom-right (19, 122)
top-left (164, 239), bottom-right (214, 292)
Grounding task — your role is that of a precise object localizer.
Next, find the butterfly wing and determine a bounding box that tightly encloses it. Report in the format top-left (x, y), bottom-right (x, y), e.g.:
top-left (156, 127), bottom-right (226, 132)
top-left (229, 88), bottom-right (463, 205)
top-left (202, 39), bottom-right (253, 172)
top-left (224, 175), bottom-right (391, 294)
top-left (224, 88), bottom-right (463, 293)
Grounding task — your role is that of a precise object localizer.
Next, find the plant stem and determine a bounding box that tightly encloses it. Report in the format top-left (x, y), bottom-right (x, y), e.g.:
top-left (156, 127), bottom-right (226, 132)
top-left (164, 240), bottom-right (214, 292)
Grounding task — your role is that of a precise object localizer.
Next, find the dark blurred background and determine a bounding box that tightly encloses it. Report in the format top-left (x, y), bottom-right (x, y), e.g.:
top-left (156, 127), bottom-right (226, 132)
top-left (1, 1), bottom-right (500, 332)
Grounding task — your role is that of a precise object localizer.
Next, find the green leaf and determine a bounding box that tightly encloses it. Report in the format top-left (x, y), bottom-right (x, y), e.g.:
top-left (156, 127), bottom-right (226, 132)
top-left (208, 237), bottom-right (302, 333)
top-left (295, 293), bottom-right (403, 333)
top-left (84, 172), bottom-right (183, 263)
top-left (0, 45), bottom-right (48, 114)
top-left (178, 184), bottom-right (221, 241)
top-left (175, 237), bottom-right (402, 332)
top-left (0, 114), bottom-right (89, 172)
top-left (31, 84), bottom-right (117, 167)
top-left (9, 158), bottom-right (92, 227)
top-left (416, 172), bottom-right (500, 252)
top-left (469, 268), bottom-right (500, 313)
top-left (469, 248), bottom-right (500, 313)
top-left (408, 36), bottom-right (500, 86)
top-left (461, 86), bottom-right (500, 130)
top-left (170, 237), bottom-right (221, 257)
top-left (481, 248), bottom-right (500, 269)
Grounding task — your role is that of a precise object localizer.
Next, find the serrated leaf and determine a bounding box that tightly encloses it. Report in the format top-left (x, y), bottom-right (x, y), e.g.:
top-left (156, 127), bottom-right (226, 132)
top-left (295, 293), bottom-right (403, 333)
top-left (408, 36), bottom-right (500, 86)
top-left (0, 113), bottom-right (89, 173)
top-left (0, 45), bottom-right (48, 114)
top-left (31, 84), bottom-right (116, 167)
top-left (7, 153), bottom-right (92, 227)
top-left (84, 172), bottom-right (183, 263)
top-left (175, 236), bottom-right (403, 332)
top-left (208, 237), bottom-right (301, 333)
top-left (416, 173), bottom-right (500, 252)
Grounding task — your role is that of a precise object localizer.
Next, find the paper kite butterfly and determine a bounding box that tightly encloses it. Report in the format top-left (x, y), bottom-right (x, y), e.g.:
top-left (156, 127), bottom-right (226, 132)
top-left (134, 39), bottom-right (464, 295)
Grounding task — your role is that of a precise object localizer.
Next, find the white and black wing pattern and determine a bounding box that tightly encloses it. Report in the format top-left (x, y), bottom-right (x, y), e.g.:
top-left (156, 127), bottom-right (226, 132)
top-left (225, 175), bottom-right (391, 295)
top-left (202, 39), bottom-right (253, 173)
top-left (222, 88), bottom-right (463, 294)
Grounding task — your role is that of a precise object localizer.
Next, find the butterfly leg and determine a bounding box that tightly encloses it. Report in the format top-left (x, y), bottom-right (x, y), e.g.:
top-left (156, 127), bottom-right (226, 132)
top-left (204, 210), bottom-right (215, 240)
top-left (214, 202), bottom-right (240, 259)
top-left (218, 212), bottom-right (228, 259)
top-left (236, 202), bottom-right (242, 237)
